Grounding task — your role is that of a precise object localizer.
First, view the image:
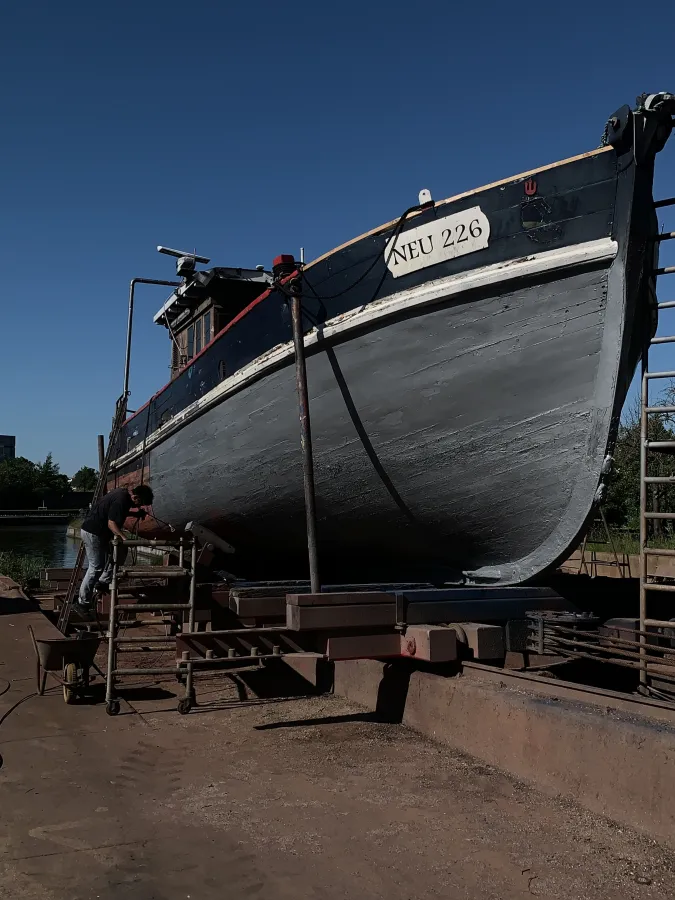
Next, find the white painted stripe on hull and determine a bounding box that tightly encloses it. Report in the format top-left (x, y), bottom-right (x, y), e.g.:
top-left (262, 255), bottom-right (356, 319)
top-left (110, 237), bottom-right (618, 472)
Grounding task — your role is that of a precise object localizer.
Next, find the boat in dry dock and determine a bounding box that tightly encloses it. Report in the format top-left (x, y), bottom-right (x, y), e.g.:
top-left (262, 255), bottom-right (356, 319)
top-left (108, 92), bottom-right (675, 585)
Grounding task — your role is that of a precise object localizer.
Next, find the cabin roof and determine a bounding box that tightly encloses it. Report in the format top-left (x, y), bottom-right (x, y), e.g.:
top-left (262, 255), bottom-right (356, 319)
top-left (154, 266), bottom-right (272, 327)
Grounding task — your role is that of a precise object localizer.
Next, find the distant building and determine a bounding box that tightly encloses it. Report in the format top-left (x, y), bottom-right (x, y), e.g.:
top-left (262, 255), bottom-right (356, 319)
top-left (0, 435), bottom-right (16, 461)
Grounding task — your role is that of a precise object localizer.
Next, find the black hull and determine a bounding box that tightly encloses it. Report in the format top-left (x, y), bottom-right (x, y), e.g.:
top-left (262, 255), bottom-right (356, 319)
top-left (110, 102), bottom-right (671, 584)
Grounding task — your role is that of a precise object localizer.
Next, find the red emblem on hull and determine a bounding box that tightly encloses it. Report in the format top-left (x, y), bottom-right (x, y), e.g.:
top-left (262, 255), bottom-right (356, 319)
top-left (524, 178), bottom-right (537, 196)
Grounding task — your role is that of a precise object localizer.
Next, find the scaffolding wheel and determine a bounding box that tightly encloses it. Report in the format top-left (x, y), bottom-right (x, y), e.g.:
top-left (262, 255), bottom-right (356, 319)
top-left (177, 697), bottom-right (193, 715)
top-left (106, 699), bottom-right (121, 716)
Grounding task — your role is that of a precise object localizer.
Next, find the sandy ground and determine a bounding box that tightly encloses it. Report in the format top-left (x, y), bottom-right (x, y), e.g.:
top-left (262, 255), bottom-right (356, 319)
top-left (0, 630), bottom-right (674, 900)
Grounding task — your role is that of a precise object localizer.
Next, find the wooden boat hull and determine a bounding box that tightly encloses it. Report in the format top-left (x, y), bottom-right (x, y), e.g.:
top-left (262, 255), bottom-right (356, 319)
top-left (109, 99), bottom-right (673, 584)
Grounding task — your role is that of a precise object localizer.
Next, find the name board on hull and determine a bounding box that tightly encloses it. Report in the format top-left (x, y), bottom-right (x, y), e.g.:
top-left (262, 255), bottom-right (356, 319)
top-left (384, 206), bottom-right (490, 278)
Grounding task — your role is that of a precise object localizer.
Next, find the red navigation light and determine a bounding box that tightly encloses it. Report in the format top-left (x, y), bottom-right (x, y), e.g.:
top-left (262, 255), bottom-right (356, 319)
top-left (273, 254), bottom-right (295, 268)
top-left (272, 254), bottom-right (297, 280)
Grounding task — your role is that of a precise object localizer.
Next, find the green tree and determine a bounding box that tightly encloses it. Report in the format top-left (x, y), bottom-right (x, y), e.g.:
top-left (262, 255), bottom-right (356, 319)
top-left (604, 397), bottom-right (675, 533)
top-left (603, 401), bottom-right (640, 528)
top-left (0, 457), bottom-right (39, 507)
top-left (35, 453), bottom-right (70, 497)
top-left (0, 453), bottom-right (73, 508)
top-left (71, 466), bottom-right (98, 491)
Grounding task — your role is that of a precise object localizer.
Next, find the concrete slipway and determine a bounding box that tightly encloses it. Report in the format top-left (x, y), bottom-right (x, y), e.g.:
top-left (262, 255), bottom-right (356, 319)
top-left (1, 585), bottom-right (675, 899)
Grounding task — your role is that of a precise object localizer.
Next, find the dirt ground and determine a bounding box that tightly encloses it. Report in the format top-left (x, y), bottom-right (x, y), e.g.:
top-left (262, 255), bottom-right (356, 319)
top-left (1, 638), bottom-right (675, 900)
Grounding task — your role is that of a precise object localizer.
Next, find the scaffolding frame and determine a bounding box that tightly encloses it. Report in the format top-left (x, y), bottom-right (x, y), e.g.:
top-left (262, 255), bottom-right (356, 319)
top-left (639, 195), bottom-right (675, 691)
top-left (104, 536), bottom-right (197, 716)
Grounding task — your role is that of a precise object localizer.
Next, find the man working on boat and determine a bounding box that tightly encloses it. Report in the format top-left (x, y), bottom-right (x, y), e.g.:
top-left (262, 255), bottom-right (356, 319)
top-left (75, 484), bottom-right (154, 614)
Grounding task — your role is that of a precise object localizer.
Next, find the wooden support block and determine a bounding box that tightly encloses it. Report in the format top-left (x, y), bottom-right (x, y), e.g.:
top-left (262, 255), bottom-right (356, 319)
top-left (233, 595), bottom-right (286, 618)
top-left (325, 626), bottom-right (457, 662)
top-left (325, 633), bottom-right (401, 660)
top-left (282, 654), bottom-right (321, 684)
top-left (287, 602), bottom-right (397, 631)
top-left (211, 589), bottom-right (232, 608)
top-left (42, 568), bottom-right (83, 581)
top-left (287, 587), bottom-right (570, 632)
top-left (287, 591), bottom-right (394, 607)
top-left (42, 579), bottom-right (79, 592)
top-left (448, 622), bottom-right (504, 659)
top-left (401, 625), bottom-right (457, 662)
top-left (34, 593), bottom-right (58, 611)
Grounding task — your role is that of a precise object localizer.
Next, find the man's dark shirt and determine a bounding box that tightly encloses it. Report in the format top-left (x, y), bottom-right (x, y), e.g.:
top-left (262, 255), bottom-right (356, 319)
top-left (81, 488), bottom-right (133, 539)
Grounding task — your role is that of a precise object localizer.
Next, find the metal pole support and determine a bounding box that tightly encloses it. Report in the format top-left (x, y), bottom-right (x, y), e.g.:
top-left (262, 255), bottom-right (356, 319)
top-left (97, 435), bottom-right (105, 473)
top-left (105, 538), bottom-right (121, 715)
top-left (123, 277), bottom-right (180, 401)
top-left (289, 274), bottom-right (321, 594)
top-left (179, 539), bottom-right (198, 713)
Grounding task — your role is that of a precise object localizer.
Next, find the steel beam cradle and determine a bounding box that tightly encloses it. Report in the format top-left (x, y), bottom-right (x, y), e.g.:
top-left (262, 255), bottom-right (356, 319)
top-left (177, 584), bottom-right (566, 671)
top-left (175, 624), bottom-right (460, 665)
top-left (176, 626), bottom-right (314, 668)
top-left (283, 585), bottom-right (567, 662)
top-left (284, 586), bottom-right (570, 632)
top-left (227, 584), bottom-right (568, 627)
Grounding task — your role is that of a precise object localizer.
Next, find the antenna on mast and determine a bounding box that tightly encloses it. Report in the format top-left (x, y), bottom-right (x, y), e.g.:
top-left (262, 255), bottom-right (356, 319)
top-left (157, 245), bottom-right (210, 278)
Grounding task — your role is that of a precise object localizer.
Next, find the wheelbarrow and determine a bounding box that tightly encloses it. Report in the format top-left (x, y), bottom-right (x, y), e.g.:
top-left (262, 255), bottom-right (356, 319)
top-left (28, 625), bottom-right (101, 704)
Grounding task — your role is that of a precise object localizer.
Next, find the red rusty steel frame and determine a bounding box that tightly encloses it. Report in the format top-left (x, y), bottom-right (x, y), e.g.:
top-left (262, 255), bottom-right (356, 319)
top-left (175, 623), bottom-right (458, 664)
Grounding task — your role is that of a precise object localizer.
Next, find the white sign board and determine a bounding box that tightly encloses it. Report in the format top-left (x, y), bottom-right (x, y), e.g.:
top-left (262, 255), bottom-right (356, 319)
top-left (384, 206), bottom-right (490, 278)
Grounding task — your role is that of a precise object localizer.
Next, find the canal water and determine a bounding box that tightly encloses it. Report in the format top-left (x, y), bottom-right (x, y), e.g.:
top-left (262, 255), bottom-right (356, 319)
top-left (0, 524), bottom-right (80, 567)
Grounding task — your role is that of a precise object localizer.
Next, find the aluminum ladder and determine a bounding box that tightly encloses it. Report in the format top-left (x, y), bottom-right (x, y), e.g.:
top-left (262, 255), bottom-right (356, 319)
top-left (639, 194), bottom-right (675, 692)
top-left (104, 536), bottom-right (198, 716)
top-left (56, 395), bottom-right (129, 633)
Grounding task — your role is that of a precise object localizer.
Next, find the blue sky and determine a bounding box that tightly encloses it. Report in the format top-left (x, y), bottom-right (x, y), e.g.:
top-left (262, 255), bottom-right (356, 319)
top-left (1, 0), bottom-right (674, 473)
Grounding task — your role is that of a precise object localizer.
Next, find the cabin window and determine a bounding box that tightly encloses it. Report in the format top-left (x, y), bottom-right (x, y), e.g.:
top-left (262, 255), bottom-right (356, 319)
top-left (174, 305), bottom-right (218, 372)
